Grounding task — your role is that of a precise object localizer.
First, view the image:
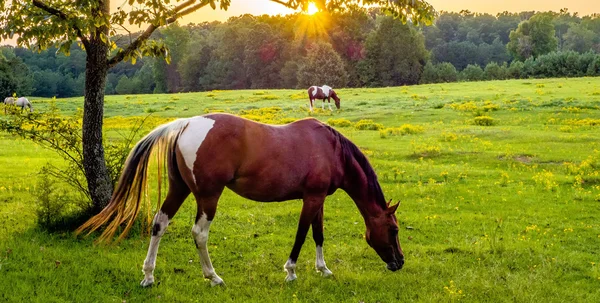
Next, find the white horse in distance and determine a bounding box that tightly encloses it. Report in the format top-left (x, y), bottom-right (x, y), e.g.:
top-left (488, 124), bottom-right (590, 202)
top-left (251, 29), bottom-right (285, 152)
top-left (3, 97), bottom-right (33, 113)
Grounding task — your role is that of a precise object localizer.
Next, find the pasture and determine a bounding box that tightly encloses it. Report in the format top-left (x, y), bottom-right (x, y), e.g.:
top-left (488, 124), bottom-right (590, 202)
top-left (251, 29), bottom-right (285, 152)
top-left (1, 78), bottom-right (600, 302)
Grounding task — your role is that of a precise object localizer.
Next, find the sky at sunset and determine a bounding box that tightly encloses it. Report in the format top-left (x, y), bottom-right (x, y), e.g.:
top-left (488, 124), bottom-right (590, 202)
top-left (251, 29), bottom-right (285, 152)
top-left (171, 0), bottom-right (599, 25)
top-left (1, 0), bottom-right (598, 45)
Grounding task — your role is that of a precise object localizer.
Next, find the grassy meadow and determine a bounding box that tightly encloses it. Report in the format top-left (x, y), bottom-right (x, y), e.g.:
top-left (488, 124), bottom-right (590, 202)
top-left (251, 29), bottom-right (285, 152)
top-left (1, 77), bottom-right (600, 302)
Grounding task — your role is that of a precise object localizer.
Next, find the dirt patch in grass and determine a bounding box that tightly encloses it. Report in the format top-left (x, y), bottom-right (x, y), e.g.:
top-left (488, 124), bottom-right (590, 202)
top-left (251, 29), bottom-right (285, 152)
top-left (498, 154), bottom-right (535, 163)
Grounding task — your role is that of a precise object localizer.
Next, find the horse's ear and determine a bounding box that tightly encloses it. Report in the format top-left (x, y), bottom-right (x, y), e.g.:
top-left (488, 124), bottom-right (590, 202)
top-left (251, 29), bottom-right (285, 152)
top-left (386, 199), bottom-right (392, 208)
top-left (387, 201), bottom-right (400, 214)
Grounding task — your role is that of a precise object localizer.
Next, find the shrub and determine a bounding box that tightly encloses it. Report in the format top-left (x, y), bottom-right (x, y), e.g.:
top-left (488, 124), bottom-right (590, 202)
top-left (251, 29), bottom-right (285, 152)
top-left (446, 101), bottom-right (478, 112)
top-left (521, 57), bottom-right (536, 78)
top-left (473, 115), bottom-right (497, 126)
top-left (420, 61), bottom-right (438, 84)
top-left (484, 62), bottom-right (507, 80)
top-left (237, 107), bottom-right (298, 124)
top-left (437, 62), bottom-right (458, 83)
top-left (533, 170), bottom-right (558, 191)
top-left (354, 119), bottom-right (384, 130)
top-left (482, 101), bottom-right (500, 112)
top-left (379, 124), bottom-right (424, 138)
top-left (420, 62), bottom-right (458, 83)
top-left (507, 61), bottom-right (524, 79)
top-left (1, 103), bottom-right (145, 229)
top-left (278, 117), bottom-right (299, 124)
top-left (35, 169), bottom-right (70, 229)
top-left (261, 94), bottom-right (279, 100)
top-left (440, 132), bottom-right (458, 142)
top-left (411, 138), bottom-right (442, 157)
top-left (587, 56), bottom-right (600, 76)
top-left (399, 124), bottom-right (425, 135)
top-left (327, 118), bottom-right (353, 128)
top-left (460, 64), bottom-right (484, 81)
top-left (34, 167), bottom-right (92, 231)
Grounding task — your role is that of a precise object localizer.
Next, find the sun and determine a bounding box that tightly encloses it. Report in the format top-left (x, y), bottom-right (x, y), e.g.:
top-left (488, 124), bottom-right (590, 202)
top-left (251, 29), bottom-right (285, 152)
top-left (306, 2), bottom-right (319, 15)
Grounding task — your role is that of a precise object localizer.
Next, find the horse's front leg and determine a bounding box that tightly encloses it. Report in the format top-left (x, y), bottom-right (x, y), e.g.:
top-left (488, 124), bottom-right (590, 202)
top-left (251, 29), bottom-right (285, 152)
top-left (312, 206), bottom-right (333, 276)
top-left (327, 97), bottom-right (333, 111)
top-left (284, 195), bottom-right (324, 281)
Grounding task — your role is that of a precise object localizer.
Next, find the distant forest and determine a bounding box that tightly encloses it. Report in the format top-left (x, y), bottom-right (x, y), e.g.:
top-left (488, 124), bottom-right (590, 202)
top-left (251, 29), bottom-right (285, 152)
top-left (1, 8), bottom-right (600, 98)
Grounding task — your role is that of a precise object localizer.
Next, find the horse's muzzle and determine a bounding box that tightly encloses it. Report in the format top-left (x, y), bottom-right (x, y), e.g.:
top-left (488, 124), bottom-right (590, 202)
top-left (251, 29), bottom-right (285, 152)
top-left (386, 257), bottom-right (404, 271)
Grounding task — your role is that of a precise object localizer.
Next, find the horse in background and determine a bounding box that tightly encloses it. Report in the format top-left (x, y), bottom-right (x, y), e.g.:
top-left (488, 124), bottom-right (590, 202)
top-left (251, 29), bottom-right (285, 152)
top-left (4, 97), bottom-right (33, 113)
top-left (308, 85), bottom-right (340, 111)
top-left (77, 113), bottom-right (403, 287)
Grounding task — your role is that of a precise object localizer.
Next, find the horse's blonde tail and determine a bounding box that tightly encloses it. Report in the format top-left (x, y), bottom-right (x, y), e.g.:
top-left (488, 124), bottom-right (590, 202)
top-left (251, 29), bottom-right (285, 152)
top-left (76, 118), bottom-right (190, 243)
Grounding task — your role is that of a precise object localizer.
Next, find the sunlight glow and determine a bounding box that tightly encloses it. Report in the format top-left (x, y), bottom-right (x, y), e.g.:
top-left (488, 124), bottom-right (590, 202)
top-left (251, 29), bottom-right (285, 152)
top-left (306, 2), bottom-right (319, 15)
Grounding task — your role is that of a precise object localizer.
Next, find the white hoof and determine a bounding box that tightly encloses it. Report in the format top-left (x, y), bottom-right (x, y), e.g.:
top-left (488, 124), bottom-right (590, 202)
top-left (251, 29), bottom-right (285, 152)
top-left (210, 277), bottom-right (225, 287)
top-left (317, 267), bottom-right (333, 277)
top-left (140, 277), bottom-right (154, 287)
top-left (285, 273), bottom-right (297, 282)
top-left (283, 259), bottom-right (297, 282)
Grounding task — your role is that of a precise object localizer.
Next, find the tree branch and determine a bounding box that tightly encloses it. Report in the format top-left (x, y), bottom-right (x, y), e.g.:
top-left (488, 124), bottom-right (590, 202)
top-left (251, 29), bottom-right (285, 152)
top-left (32, 0), bottom-right (90, 47)
top-left (107, 0), bottom-right (208, 68)
top-left (268, 0), bottom-right (299, 9)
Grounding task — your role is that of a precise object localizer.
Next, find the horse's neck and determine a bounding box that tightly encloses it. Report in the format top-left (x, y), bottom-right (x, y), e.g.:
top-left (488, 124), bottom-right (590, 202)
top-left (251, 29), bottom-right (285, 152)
top-left (342, 161), bottom-right (383, 219)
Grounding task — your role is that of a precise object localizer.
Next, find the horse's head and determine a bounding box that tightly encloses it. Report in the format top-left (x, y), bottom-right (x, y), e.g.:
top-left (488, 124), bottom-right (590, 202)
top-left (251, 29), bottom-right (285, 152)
top-left (365, 200), bottom-right (404, 271)
top-left (331, 90), bottom-right (341, 109)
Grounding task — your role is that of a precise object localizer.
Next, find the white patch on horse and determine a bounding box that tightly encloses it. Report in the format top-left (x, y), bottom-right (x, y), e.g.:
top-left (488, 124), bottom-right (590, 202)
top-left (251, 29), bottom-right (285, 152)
top-left (192, 213), bottom-right (224, 286)
top-left (178, 116), bottom-right (215, 185)
top-left (321, 85), bottom-right (331, 97)
top-left (16, 97), bottom-right (27, 106)
top-left (141, 210), bottom-right (170, 287)
top-left (284, 258), bottom-right (297, 281)
top-left (16, 97), bottom-right (33, 112)
top-left (315, 246), bottom-right (333, 277)
top-left (310, 86), bottom-right (318, 97)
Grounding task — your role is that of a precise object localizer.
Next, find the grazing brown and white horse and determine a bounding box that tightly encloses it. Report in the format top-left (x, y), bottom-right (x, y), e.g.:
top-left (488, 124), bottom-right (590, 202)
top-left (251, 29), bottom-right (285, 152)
top-left (308, 85), bottom-right (340, 111)
top-left (77, 113), bottom-right (403, 287)
top-left (4, 97), bottom-right (33, 113)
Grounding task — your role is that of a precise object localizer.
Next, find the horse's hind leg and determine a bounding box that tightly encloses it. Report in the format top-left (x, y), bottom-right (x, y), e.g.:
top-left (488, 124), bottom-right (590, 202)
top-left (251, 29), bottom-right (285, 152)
top-left (312, 206), bottom-right (332, 276)
top-left (140, 183), bottom-right (190, 287)
top-left (191, 190), bottom-right (225, 286)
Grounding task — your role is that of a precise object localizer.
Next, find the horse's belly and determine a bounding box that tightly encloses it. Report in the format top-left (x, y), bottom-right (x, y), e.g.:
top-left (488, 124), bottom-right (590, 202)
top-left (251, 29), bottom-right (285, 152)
top-left (226, 176), bottom-right (304, 202)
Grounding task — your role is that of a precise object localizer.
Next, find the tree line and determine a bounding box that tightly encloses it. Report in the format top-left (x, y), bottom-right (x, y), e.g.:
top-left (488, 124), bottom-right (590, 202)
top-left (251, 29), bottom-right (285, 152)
top-left (2, 8), bottom-right (600, 98)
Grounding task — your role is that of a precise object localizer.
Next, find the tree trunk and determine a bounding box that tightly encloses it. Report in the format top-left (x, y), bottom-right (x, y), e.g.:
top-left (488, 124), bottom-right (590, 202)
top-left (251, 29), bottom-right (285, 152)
top-left (83, 40), bottom-right (113, 212)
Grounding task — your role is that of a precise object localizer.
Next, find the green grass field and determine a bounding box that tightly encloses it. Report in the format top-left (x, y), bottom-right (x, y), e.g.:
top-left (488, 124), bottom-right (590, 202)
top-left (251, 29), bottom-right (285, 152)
top-left (1, 77), bottom-right (600, 302)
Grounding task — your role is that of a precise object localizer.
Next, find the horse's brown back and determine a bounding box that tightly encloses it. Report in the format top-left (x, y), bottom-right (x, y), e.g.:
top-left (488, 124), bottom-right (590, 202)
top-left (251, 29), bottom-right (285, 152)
top-left (308, 86), bottom-right (328, 100)
top-left (179, 114), bottom-right (343, 202)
